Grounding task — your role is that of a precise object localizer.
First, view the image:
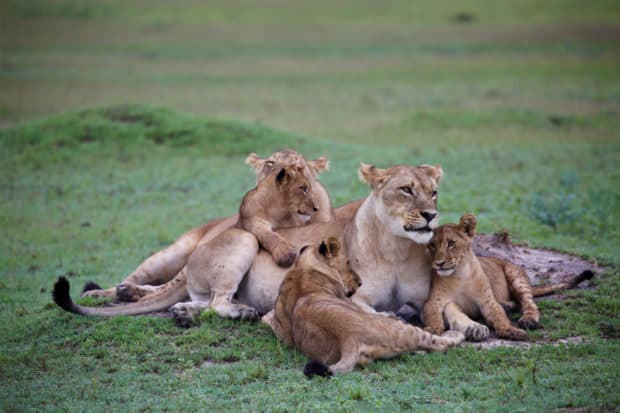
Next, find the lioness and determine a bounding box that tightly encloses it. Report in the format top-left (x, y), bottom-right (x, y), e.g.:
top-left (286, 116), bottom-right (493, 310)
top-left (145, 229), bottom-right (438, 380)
top-left (53, 162), bottom-right (321, 317)
top-left (80, 149), bottom-right (334, 301)
top-left (263, 237), bottom-right (464, 376)
top-left (423, 213), bottom-right (593, 341)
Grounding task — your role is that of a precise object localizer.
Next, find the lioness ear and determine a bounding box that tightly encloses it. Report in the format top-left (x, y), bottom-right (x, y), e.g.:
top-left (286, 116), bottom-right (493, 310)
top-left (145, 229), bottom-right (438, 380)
top-left (245, 153), bottom-right (265, 173)
top-left (308, 156), bottom-right (329, 177)
top-left (459, 213), bottom-right (477, 238)
top-left (358, 163), bottom-right (388, 189)
top-left (419, 164), bottom-right (443, 185)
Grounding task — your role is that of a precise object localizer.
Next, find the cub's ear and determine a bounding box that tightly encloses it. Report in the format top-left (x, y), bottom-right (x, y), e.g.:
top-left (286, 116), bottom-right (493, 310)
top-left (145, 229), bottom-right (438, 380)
top-left (276, 168), bottom-right (287, 184)
top-left (358, 163), bottom-right (388, 189)
top-left (308, 156), bottom-right (329, 177)
top-left (245, 153), bottom-right (265, 172)
top-left (459, 213), bottom-right (477, 238)
top-left (419, 164), bottom-right (443, 185)
top-left (318, 237), bottom-right (341, 259)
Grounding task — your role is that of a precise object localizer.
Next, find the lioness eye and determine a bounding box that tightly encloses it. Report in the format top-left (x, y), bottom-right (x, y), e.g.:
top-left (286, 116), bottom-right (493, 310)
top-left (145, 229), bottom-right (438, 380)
top-left (399, 186), bottom-right (413, 195)
top-left (447, 240), bottom-right (455, 249)
top-left (300, 185), bottom-right (308, 194)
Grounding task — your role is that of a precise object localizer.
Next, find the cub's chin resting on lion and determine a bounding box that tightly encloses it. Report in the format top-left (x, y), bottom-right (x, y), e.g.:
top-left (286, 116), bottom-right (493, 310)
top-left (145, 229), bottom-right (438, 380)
top-left (262, 237), bottom-right (464, 377)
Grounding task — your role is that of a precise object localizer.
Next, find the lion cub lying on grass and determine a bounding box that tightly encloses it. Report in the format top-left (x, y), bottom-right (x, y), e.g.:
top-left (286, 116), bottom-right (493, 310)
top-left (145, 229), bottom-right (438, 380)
top-left (423, 213), bottom-right (593, 341)
top-left (53, 162), bottom-right (319, 317)
top-left (263, 237), bottom-right (465, 377)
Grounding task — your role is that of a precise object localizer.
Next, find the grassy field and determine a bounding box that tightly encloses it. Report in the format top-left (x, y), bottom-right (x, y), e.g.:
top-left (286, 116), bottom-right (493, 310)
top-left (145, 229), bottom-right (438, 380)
top-left (1, 1), bottom-right (620, 411)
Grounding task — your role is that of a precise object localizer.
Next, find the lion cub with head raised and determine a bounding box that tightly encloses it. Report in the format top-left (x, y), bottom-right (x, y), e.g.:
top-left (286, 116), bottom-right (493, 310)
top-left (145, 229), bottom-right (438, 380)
top-left (238, 161), bottom-right (319, 267)
top-left (263, 237), bottom-right (464, 377)
top-left (423, 213), bottom-right (530, 341)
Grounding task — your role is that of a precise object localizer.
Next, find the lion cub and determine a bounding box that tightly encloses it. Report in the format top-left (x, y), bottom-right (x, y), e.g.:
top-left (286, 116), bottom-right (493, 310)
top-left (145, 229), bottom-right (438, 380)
top-left (263, 237), bottom-right (464, 376)
top-left (238, 162), bottom-right (319, 267)
top-left (423, 214), bottom-right (530, 341)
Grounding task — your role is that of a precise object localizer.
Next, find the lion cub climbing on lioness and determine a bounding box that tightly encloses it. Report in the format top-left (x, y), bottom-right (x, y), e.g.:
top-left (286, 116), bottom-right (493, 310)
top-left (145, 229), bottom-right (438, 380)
top-left (52, 161), bottom-right (320, 318)
top-left (238, 162), bottom-right (319, 267)
top-left (423, 213), bottom-right (593, 342)
top-left (263, 237), bottom-right (464, 377)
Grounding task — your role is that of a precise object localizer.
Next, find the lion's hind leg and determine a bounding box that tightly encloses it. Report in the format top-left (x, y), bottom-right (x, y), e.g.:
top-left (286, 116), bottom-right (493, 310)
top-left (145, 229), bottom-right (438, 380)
top-left (186, 228), bottom-right (260, 321)
top-left (504, 263), bottom-right (540, 330)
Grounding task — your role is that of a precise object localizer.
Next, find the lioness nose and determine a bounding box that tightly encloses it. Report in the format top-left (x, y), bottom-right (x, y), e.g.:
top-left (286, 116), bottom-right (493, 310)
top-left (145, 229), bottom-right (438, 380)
top-left (421, 211), bottom-right (437, 222)
top-left (313, 206), bottom-right (319, 212)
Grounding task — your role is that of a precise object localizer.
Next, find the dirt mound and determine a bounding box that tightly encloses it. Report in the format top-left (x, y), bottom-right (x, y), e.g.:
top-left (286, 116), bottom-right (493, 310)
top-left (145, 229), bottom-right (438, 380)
top-left (473, 231), bottom-right (601, 287)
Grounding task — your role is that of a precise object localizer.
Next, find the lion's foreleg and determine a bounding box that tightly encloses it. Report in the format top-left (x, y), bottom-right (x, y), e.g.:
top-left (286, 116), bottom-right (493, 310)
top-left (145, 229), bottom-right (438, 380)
top-left (443, 302), bottom-right (489, 341)
top-left (477, 296), bottom-right (528, 341)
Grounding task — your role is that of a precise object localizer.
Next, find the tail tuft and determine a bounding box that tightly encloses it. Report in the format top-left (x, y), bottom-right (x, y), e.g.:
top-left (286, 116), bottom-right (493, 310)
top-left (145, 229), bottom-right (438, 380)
top-left (82, 281), bottom-right (103, 294)
top-left (303, 360), bottom-right (332, 378)
top-left (53, 276), bottom-right (79, 314)
top-left (571, 270), bottom-right (594, 287)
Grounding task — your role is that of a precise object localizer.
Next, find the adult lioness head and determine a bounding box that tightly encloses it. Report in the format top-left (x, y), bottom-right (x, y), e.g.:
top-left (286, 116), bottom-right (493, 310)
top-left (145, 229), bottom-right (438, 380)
top-left (246, 149), bottom-right (329, 183)
top-left (427, 213), bottom-right (476, 276)
top-left (358, 163), bottom-right (443, 244)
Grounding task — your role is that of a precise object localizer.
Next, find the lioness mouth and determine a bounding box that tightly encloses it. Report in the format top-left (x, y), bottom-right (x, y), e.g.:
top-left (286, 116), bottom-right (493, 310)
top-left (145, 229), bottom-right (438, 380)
top-left (408, 226), bottom-right (432, 233)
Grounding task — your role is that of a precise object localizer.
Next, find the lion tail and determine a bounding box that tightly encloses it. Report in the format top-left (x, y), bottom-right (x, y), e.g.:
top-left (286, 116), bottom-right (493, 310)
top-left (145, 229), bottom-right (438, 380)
top-left (531, 270), bottom-right (594, 297)
top-left (303, 360), bottom-right (333, 378)
top-left (52, 274), bottom-right (188, 317)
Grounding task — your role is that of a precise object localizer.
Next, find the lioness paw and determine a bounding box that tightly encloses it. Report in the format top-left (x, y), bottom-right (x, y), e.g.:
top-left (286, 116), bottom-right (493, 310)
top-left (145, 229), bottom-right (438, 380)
top-left (116, 284), bottom-right (145, 302)
top-left (465, 323), bottom-right (489, 341)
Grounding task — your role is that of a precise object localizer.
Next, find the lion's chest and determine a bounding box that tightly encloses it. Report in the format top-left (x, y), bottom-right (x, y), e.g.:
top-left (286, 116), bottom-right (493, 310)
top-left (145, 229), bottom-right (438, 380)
top-left (353, 252), bottom-right (432, 312)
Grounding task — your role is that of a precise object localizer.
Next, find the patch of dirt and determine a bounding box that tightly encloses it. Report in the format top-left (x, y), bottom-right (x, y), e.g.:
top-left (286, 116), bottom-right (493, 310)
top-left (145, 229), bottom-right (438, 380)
top-left (473, 231), bottom-right (603, 287)
top-left (463, 335), bottom-right (584, 350)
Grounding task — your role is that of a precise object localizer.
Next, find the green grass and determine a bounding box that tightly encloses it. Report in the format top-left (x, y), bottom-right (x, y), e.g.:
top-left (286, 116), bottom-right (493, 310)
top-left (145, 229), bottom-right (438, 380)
top-left (1, 0), bottom-right (620, 411)
top-left (1, 104), bottom-right (619, 411)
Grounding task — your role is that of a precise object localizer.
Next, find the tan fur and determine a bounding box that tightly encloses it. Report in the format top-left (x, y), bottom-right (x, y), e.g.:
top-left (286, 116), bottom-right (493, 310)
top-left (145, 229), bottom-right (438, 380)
top-left (80, 150), bottom-right (332, 301)
top-left (423, 214), bottom-right (529, 341)
top-left (263, 238), bottom-right (463, 374)
top-left (238, 163), bottom-right (318, 267)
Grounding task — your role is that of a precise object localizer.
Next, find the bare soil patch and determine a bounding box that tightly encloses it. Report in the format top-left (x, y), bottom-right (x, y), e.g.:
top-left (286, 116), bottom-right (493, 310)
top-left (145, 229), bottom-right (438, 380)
top-left (473, 231), bottom-right (603, 287)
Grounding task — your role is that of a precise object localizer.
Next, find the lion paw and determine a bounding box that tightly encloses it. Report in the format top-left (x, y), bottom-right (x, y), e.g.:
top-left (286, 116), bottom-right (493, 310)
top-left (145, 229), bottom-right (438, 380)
top-left (232, 306), bottom-right (259, 321)
top-left (170, 304), bottom-right (201, 328)
top-left (517, 316), bottom-right (539, 330)
top-left (464, 323), bottom-right (489, 341)
top-left (497, 327), bottom-right (529, 341)
top-left (116, 284), bottom-right (145, 302)
top-left (442, 330), bottom-right (466, 345)
top-left (272, 243), bottom-right (297, 267)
